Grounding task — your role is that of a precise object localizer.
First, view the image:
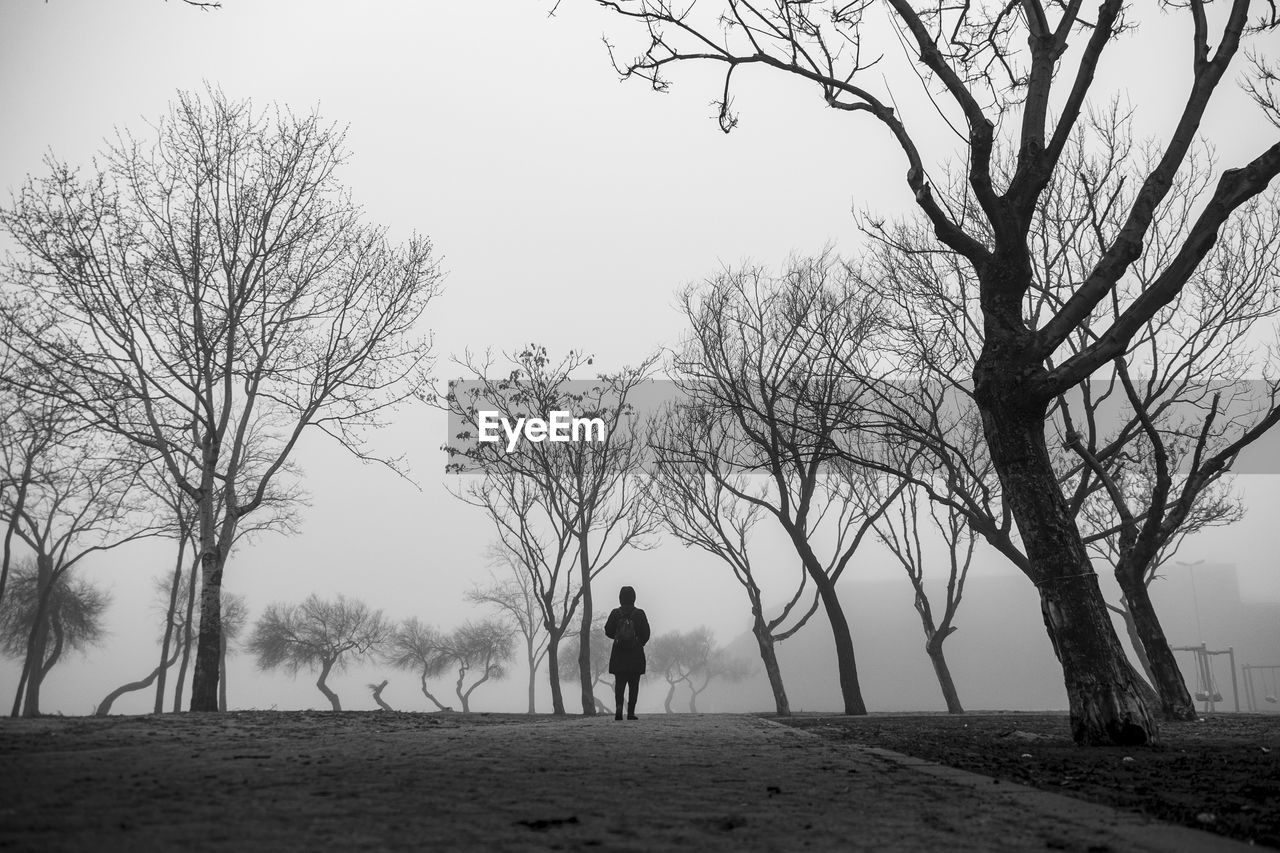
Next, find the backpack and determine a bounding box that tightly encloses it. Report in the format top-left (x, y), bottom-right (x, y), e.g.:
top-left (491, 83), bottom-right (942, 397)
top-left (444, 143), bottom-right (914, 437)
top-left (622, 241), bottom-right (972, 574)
top-left (616, 612), bottom-right (638, 648)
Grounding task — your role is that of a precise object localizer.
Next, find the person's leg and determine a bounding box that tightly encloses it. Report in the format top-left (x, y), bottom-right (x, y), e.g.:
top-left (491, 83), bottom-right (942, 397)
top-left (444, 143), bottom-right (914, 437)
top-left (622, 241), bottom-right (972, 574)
top-left (626, 674), bottom-right (640, 719)
top-left (613, 677), bottom-right (625, 720)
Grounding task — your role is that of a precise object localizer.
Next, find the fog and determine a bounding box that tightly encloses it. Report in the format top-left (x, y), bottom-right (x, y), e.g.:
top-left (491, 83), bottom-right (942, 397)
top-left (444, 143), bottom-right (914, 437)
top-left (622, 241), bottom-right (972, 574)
top-left (2, 1), bottom-right (1279, 719)
top-left (4, 424), bottom-right (1278, 716)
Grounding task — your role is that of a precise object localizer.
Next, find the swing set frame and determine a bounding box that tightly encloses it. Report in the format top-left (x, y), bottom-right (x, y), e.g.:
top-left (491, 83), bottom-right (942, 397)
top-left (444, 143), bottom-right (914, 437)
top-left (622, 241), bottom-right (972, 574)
top-left (1171, 643), bottom-right (1239, 713)
top-left (1242, 664), bottom-right (1280, 713)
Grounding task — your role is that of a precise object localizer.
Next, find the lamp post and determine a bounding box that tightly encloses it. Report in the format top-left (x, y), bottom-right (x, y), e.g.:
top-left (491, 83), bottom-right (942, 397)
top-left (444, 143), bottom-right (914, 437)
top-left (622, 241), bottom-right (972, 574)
top-left (1172, 560), bottom-right (1241, 712)
top-left (1176, 559), bottom-right (1206, 643)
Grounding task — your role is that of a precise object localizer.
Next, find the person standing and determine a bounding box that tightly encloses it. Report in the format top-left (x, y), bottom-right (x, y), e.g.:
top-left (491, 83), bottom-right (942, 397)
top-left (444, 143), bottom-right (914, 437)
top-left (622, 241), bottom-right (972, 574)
top-left (604, 586), bottom-right (650, 720)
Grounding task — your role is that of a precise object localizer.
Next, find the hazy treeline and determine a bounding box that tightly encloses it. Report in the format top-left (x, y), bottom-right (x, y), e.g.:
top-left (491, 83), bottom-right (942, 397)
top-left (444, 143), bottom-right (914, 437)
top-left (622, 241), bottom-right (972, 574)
top-left (4, 0), bottom-right (1280, 752)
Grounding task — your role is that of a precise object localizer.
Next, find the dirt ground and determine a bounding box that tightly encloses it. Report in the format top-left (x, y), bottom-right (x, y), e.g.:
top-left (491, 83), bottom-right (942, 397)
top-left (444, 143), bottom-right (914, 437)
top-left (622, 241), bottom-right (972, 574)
top-left (0, 710), bottom-right (1267, 852)
top-left (780, 712), bottom-right (1280, 848)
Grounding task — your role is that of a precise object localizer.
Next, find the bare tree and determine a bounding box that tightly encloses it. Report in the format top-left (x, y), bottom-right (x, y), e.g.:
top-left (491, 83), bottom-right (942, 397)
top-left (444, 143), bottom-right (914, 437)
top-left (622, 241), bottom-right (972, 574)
top-left (666, 254), bottom-right (902, 715)
top-left (647, 401), bottom-right (817, 715)
top-left (467, 543), bottom-right (551, 713)
top-left (556, 617), bottom-right (613, 713)
top-left (684, 647), bottom-right (752, 714)
top-left (150, 484), bottom-right (198, 714)
top-left (368, 679), bottom-right (394, 711)
top-left (1, 561), bottom-right (110, 713)
top-left (129, 460), bottom-right (295, 715)
top-left (96, 576), bottom-right (185, 715)
top-left (171, 544), bottom-right (201, 712)
top-left (384, 617), bottom-right (454, 711)
top-left (646, 627), bottom-right (750, 713)
top-left (0, 87), bottom-right (442, 712)
top-left (853, 112), bottom-right (1280, 724)
top-left (0, 419), bottom-right (155, 717)
top-left (97, 584), bottom-right (246, 716)
top-left (247, 594), bottom-right (389, 711)
top-left (1048, 152), bottom-right (1280, 722)
top-left (1081, 469), bottom-right (1242, 700)
top-left (95, 641), bottom-right (183, 718)
top-left (217, 592), bottom-right (249, 712)
top-left (577, 0), bottom-right (1280, 746)
top-left (446, 346), bottom-right (657, 715)
top-left (646, 631), bottom-right (695, 714)
top-left (866, 468), bottom-right (977, 714)
top-left (832, 385), bottom-right (988, 717)
top-left (0, 307), bottom-right (59, 622)
top-left (438, 620), bottom-right (515, 713)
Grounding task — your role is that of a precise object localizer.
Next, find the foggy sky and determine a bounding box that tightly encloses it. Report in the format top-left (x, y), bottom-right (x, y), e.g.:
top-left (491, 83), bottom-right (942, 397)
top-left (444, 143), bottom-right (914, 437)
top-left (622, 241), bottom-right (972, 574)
top-left (1, 0), bottom-right (1278, 715)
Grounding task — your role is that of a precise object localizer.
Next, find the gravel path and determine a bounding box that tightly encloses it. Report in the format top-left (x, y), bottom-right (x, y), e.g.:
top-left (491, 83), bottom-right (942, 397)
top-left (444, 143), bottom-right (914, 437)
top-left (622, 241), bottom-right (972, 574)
top-left (0, 711), bottom-right (1253, 851)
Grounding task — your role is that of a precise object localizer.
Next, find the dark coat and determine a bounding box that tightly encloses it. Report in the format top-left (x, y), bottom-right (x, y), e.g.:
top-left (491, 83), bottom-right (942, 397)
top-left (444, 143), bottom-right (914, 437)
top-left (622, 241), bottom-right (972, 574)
top-left (604, 605), bottom-right (650, 675)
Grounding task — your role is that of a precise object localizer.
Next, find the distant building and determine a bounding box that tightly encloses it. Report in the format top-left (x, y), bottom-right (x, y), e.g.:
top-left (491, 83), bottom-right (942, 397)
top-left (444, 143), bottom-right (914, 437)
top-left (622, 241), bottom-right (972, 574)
top-left (1149, 562), bottom-right (1280, 714)
top-left (695, 563), bottom-right (1280, 715)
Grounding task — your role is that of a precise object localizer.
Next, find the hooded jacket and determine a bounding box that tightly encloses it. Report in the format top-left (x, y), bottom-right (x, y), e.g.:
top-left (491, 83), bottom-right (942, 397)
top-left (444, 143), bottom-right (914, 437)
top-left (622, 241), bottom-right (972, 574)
top-left (604, 604), bottom-right (650, 675)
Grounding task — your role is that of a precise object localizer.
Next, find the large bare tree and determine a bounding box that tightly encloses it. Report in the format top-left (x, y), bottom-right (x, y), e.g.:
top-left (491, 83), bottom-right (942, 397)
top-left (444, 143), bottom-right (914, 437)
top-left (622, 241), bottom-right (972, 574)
top-left (0, 416), bottom-right (154, 717)
top-left (866, 472), bottom-right (977, 715)
top-left (0, 561), bottom-right (110, 714)
top-left (0, 307), bottom-right (57, 622)
top-left (248, 594), bottom-right (390, 712)
top-left (646, 626), bottom-right (751, 713)
top-left (852, 112), bottom-right (1280, 723)
top-left (667, 254), bottom-right (902, 715)
top-left (0, 87), bottom-right (442, 711)
top-left (135, 451), bottom-right (300, 714)
top-left (438, 620), bottom-right (516, 713)
top-left (556, 616), bottom-right (613, 713)
top-left (467, 543), bottom-right (551, 713)
top-left (446, 346), bottom-right (657, 715)
top-left (647, 400), bottom-right (818, 715)
top-left (1080, 467), bottom-right (1242, 699)
top-left (384, 617), bottom-right (454, 711)
top-left (96, 586), bottom-right (246, 716)
top-left (577, 0), bottom-right (1280, 745)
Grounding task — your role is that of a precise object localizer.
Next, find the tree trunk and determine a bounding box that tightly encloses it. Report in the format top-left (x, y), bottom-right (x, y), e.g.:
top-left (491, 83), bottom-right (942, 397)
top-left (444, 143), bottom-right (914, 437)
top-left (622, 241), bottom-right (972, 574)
top-left (1118, 574), bottom-right (1197, 722)
top-left (99, 671), bottom-right (162, 718)
top-left (0, 467), bottom-right (31, 623)
top-left (526, 642), bottom-right (537, 713)
top-left (916, 605), bottom-right (963, 714)
top-left (173, 551), bottom-right (200, 711)
top-left (155, 535), bottom-right (187, 714)
top-left (664, 680), bottom-right (676, 713)
top-left (190, 449), bottom-right (233, 713)
top-left (218, 630), bottom-right (229, 712)
top-left (752, 619), bottom-right (790, 716)
top-left (370, 680), bottom-right (394, 711)
top-left (13, 555), bottom-right (56, 718)
top-left (688, 679), bottom-right (708, 714)
top-left (1037, 575), bottom-right (1156, 743)
top-left (316, 658), bottom-right (341, 711)
top-left (576, 526), bottom-right (596, 716)
top-left (1108, 606), bottom-right (1162, 715)
top-left (975, 380), bottom-right (1156, 745)
top-left (545, 629), bottom-right (566, 715)
top-left (811, 572), bottom-right (866, 715)
top-left (418, 671), bottom-right (451, 710)
top-left (39, 619), bottom-right (64, 682)
top-left (461, 670), bottom-right (493, 713)
top-left (189, 543), bottom-right (225, 712)
top-left (1115, 604), bottom-right (1157, 688)
top-left (455, 666), bottom-right (470, 713)
top-left (99, 644), bottom-right (183, 716)
top-left (925, 634), bottom-right (964, 714)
